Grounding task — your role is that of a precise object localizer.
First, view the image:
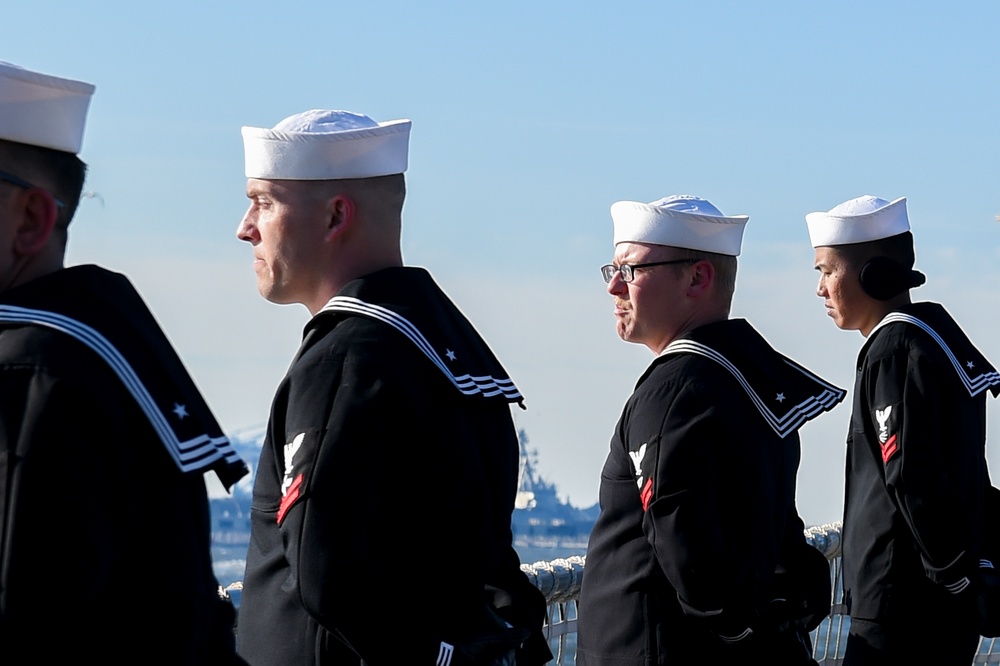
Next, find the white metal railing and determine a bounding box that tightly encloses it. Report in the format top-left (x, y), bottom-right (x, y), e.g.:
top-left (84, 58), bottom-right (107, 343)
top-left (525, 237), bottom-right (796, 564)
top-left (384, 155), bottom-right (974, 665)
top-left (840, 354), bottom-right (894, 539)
top-left (517, 522), bottom-right (1000, 665)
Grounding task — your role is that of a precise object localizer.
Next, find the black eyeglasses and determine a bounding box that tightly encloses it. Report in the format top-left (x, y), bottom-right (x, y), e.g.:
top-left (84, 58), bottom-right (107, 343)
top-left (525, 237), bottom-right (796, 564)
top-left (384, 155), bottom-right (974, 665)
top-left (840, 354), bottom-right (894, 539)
top-left (0, 169), bottom-right (65, 209)
top-left (600, 259), bottom-right (700, 284)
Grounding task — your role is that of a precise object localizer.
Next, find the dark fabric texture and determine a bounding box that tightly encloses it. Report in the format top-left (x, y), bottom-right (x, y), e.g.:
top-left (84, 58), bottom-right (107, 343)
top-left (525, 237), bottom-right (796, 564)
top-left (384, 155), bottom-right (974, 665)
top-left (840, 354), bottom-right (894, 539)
top-left (0, 265), bottom-right (244, 663)
top-left (842, 302), bottom-right (998, 663)
top-left (236, 267), bottom-right (549, 666)
top-left (577, 319), bottom-right (843, 666)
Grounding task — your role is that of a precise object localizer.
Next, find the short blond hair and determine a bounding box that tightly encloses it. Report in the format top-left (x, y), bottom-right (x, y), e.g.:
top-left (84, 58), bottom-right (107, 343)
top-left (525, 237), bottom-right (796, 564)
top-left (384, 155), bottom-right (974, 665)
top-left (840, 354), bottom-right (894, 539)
top-left (670, 246), bottom-right (737, 306)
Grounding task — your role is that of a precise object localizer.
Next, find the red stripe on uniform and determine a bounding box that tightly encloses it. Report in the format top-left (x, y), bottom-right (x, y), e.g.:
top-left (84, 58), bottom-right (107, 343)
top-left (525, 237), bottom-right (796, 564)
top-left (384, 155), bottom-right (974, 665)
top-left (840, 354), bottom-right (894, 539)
top-left (640, 477), bottom-right (654, 512)
top-left (881, 434), bottom-right (898, 464)
top-left (277, 473), bottom-right (304, 524)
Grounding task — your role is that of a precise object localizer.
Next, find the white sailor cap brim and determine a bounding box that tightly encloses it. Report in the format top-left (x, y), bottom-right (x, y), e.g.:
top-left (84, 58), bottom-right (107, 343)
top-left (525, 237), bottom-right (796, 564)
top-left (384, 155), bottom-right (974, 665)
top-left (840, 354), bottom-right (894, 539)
top-left (0, 61), bottom-right (95, 154)
top-left (242, 111), bottom-right (411, 180)
top-left (611, 197), bottom-right (749, 256)
top-left (806, 195), bottom-right (909, 247)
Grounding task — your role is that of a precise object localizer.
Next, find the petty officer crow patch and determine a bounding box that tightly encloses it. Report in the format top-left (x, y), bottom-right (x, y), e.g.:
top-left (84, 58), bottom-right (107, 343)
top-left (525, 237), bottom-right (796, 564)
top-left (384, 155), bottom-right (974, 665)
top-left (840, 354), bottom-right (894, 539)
top-left (874, 404), bottom-right (900, 464)
top-left (277, 430), bottom-right (317, 524)
top-left (629, 442), bottom-right (655, 511)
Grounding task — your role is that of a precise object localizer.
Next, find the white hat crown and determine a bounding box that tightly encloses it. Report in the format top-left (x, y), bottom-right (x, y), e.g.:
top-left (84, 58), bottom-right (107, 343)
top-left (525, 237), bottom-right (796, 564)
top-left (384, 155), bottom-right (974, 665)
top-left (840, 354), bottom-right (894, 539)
top-left (806, 195), bottom-right (910, 247)
top-left (0, 61), bottom-right (94, 154)
top-left (242, 109), bottom-right (411, 180)
top-left (611, 194), bottom-right (749, 256)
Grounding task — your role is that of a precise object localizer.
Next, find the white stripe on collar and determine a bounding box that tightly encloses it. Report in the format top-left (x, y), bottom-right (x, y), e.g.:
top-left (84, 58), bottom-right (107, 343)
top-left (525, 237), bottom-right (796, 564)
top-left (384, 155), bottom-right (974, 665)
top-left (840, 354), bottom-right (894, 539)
top-left (320, 296), bottom-right (522, 400)
top-left (0, 305), bottom-right (240, 472)
top-left (659, 339), bottom-right (846, 438)
top-left (869, 312), bottom-right (1000, 397)
top-left (436, 642), bottom-right (454, 666)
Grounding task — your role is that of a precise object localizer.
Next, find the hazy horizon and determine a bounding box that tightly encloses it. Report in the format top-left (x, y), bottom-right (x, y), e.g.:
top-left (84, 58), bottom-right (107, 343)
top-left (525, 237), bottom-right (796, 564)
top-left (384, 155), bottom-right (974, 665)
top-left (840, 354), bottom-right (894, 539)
top-left (7, 0), bottom-right (1000, 526)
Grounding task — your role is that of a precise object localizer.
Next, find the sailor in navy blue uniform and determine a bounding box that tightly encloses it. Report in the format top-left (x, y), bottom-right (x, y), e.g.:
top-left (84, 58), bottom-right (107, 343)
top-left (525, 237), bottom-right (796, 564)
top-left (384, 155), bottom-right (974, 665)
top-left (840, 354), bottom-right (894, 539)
top-left (808, 195), bottom-right (1000, 666)
top-left (577, 196), bottom-right (842, 666)
top-left (0, 62), bottom-right (246, 662)
top-left (233, 110), bottom-right (549, 665)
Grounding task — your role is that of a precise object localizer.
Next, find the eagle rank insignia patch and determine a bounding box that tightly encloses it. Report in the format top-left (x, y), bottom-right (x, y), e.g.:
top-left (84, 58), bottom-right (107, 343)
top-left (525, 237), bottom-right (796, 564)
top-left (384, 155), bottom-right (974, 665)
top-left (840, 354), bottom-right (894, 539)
top-left (278, 432), bottom-right (308, 524)
top-left (874, 405), bottom-right (899, 464)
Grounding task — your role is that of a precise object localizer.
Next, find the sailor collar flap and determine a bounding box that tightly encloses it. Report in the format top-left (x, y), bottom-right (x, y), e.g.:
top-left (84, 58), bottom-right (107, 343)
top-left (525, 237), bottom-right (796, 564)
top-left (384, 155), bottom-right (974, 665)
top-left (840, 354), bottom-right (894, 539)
top-left (865, 305), bottom-right (1000, 399)
top-left (316, 268), bottom-right (522, 404)
top-left (657, 319), bottom-right (847, 438)
top-left (0, 265), bottom-right (248, 489)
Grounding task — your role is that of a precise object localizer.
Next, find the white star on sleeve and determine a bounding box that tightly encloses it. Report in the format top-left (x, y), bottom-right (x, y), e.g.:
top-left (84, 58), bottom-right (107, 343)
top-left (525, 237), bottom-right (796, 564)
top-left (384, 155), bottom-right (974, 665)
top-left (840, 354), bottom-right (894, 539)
top-left (445, 349), bottom-right (457, 361)
top-left (775, 393), bottom-right (785, 403)
top-left (172, 403), bottom-right (189, 419)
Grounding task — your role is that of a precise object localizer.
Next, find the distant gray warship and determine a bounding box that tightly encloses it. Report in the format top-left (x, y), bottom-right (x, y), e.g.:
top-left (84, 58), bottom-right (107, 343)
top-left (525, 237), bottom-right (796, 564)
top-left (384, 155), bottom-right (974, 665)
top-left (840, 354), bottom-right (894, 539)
top-left (208, 426), bottom-right (597, 579)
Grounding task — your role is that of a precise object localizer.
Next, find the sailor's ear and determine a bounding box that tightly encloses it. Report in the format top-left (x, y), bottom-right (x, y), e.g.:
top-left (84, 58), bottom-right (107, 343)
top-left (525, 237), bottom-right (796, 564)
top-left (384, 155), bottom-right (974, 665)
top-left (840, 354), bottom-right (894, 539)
top-left (12, 189), bottom-right (59, 257)
top-left (325, 194), bottom-right (355, 242)
top-left (686, 259), bottom-right (715, 297)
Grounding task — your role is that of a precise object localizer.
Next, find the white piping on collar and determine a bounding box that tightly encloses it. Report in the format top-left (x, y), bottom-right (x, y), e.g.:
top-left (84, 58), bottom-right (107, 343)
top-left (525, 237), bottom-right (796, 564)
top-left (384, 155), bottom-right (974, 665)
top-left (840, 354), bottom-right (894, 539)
top-left (659, 339), bottom-right (846, 438)
top-left (868, 312), bottom-right (1000, 397)
top-left (0, 305), bottom-right (240, 472)
top-left (320, 296), bottom-right (522, 400)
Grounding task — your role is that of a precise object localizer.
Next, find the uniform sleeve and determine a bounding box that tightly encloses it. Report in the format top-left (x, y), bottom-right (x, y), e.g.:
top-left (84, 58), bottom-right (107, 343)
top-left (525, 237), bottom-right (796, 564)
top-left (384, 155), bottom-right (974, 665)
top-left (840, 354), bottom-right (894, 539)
top-left (273, 342), bottom-right (517, 664)
top-left (773, 509), bottom-right (832, 632)
top-left (635, 375), bottom-right (769, 631)
top-left (0, 365), bottom-right (120, 635)
top-left (866, 345), bottom-right (979, 590)
top-left (1, 359), bottom-right (240, 661)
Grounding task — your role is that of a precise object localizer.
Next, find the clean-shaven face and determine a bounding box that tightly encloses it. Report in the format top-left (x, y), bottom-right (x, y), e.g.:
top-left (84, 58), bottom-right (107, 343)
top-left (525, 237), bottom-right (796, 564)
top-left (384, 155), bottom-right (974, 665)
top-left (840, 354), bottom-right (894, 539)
top-left (606, 242), bottom-right (692, 354)
top-left (236, 178), bottom-right (330, 306)
top-left (814, 246), bottom-right (874, 333)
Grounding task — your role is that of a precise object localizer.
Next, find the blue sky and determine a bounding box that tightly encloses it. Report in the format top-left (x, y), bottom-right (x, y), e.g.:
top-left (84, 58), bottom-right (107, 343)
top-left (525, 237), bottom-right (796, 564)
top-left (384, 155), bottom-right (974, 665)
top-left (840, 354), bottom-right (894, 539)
top-left (6, 1), bottom-right (1000, 524)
